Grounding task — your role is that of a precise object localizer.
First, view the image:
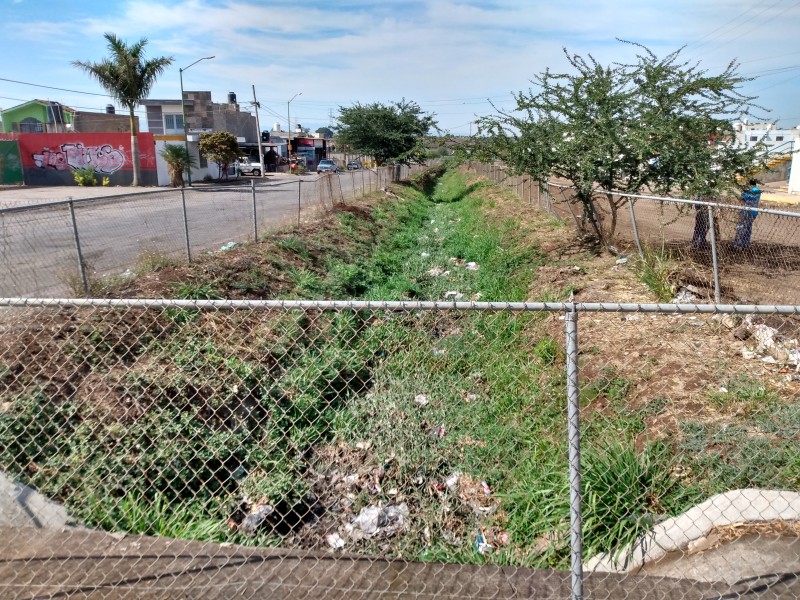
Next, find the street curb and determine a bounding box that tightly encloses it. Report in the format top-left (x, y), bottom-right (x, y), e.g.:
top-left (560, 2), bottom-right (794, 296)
top-left (585, 489), bottom-right (800, 573)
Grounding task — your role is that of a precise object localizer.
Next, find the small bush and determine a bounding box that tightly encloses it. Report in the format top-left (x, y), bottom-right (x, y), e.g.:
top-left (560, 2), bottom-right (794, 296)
top-left (73, 166), bottom-right (98, 186)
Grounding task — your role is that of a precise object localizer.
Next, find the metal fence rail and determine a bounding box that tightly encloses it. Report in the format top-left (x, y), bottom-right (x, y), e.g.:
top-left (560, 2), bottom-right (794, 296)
top-left (0, 164), bottom-right (420, 298)
top-left (472, 162), bottom-right (800, 306)
top-left (1, 298), bottom-right (798, 598)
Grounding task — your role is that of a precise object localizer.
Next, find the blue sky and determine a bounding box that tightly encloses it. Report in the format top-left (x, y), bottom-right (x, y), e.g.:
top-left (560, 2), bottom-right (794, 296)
top-left (2, 0), bottom-right (800, 134)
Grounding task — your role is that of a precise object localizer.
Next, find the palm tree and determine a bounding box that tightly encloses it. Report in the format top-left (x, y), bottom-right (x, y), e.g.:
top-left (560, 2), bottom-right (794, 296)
top-left (74, 33), bottom-right (173, 186)
top-left (159, 144), bottom-right (196, 187)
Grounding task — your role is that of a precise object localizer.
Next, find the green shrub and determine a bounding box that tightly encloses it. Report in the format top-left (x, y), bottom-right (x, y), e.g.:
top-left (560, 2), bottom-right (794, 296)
top-left (73, 166), bottom-right (99, 186)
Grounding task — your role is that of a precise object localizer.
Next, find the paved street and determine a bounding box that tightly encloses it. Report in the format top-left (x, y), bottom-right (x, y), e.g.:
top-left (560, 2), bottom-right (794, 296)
top-left (0, 170), bottom-right (385, 297)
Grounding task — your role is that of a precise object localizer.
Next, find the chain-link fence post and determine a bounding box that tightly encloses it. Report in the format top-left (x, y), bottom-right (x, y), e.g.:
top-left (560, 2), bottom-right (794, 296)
top-left (352, 171), bottom-right (357, 202)
top-left (67, 198), bottom-right (90, 297)
top-left (707, 204), bottom-right (721, 303)
top-left (297, 180), bottom-right (302, 226)
top-left (337, 173), bottom-right (345, 205)
top-left (180, 186), bottom-right (192, 263)
top-left (251, 179), bottom-right (258, 242)
top-left (628, 199), bottom-right (644, 258)
top-left (565, 304), bottom-right (583, 600)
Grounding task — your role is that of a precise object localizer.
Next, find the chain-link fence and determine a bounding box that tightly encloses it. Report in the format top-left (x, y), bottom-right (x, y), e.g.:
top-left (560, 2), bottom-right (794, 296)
top-left (1, 298), bottom-right (798, 598)
top-left (0, 165), bottom-right (420, 298)
top-left (471, 162), bottom-right (800, 306)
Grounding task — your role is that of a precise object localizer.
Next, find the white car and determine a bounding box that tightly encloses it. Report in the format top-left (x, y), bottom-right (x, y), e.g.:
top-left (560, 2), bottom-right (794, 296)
top-left (238, 157), bottom-right (263, 176)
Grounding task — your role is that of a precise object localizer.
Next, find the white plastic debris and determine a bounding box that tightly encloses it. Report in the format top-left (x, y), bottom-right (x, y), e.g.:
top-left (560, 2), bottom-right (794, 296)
top-left (421, 252), bottom-right (430, 258)
top-left (445, 471), bottom-right (460, 491)
top-left (465, 262), bottom-right (479, 271)
top-left (444, 291), bottom-right (464, 300)
top-left (327, 533), bottom-right (346, 549)
top-left (615, 257), bottom-right (628, 265)
top-left (414, 394), bottom-right (429, 406)
top-left (219, 241), bottom-right (237, 251)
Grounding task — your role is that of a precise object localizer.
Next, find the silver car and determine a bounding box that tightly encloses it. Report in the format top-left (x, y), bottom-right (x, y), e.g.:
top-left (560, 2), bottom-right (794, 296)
top-left (317, 159), bottom-right (339, 174)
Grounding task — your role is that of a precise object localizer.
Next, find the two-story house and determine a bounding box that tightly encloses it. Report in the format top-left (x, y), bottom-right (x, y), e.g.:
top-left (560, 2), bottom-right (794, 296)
top-left (143, 91), bottom-right (257, 183)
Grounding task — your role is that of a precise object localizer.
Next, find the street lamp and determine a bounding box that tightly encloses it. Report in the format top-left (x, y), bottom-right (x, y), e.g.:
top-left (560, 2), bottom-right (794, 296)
top-left (287, 92), bottom-right (302, 139)
top-left (180, 55), bottom-right (215, 186)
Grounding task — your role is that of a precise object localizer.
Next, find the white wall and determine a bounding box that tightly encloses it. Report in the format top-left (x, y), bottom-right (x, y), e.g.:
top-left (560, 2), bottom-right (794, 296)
top-left (154, 140), bottom-right (237, 186)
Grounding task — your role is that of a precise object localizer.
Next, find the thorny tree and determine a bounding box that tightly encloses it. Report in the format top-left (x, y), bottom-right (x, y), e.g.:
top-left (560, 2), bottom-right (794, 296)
top-left (472, 42), bottom-right (771, 246)
top-left (335, 99), bottom-right (438, 166)
top-left (74, 33), bottom-right (173, 187)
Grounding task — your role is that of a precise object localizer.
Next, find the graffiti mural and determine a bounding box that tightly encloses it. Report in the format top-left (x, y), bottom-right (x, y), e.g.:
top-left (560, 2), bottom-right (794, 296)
top-left (16, 132), bottom-right (156, 186)
top-left (32, 142), bottom-right (127, 174)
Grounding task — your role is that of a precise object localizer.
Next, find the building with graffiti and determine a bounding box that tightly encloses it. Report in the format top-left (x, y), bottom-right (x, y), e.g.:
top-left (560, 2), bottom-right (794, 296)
top-left (0, 132), bottom-right (157, 186)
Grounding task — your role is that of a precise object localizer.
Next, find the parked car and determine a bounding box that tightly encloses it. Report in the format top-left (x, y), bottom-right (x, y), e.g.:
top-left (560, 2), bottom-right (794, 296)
top-left (238, 156), bottom-right (263, 176)
top-left (346, 159), bottom-right (362, 170)
top-left (317, 159), bottom-right (339, 174)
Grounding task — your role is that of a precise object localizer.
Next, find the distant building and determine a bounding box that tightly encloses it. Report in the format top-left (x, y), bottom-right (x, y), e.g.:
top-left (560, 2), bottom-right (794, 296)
top-left (733, 120), bottom-right (798, 152)
top-left (143, 91), bottom-right (257, 183)
top-left (0, 99), bottom-right (137, 134)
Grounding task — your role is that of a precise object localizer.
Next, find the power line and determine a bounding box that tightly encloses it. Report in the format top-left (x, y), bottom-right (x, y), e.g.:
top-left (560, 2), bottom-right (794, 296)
top-left (0, 76), bottom-right (112, 98)
top-left (689, 0), bottom-right (775, 48)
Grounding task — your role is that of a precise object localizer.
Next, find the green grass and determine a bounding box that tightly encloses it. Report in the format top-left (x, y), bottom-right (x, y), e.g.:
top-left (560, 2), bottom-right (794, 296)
top-left (633, 247), bottom-right (677, 302)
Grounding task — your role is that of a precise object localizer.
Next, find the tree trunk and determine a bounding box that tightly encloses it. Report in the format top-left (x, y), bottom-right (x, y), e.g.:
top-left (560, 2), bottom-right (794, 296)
top-left (129, 107), bottom-right (141, 187)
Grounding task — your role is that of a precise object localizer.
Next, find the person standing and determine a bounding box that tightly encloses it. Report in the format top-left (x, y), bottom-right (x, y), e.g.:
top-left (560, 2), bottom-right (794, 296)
top-left (732, 179), bottom-right (761, 250)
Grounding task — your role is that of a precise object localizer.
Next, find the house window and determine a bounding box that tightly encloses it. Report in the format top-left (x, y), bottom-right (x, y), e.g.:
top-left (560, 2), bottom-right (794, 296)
top-left (164, 113), bottom-right (184, 134)
top-left (17, 118), bottom-right (44, 133)
top-left (776, 136), bottom-right (784, 142)
top-left (199, 154), bottom-right (208, 168)
top-left (749, 136), bottom-right (758, 142)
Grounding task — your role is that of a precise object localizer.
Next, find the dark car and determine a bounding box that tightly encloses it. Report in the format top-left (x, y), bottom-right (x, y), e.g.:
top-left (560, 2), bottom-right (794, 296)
top-left (346, 159), bottom-right (362, 170)
top-left (317, 159), bottom-right (339, 174)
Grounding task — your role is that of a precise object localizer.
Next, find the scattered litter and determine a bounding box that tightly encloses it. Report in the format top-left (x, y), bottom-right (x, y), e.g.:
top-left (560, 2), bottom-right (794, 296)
top-left (465, 262), bottom-right (479, 271)
top-left (421, 252), bottom-right (430, 258)
top-left (219, 241), bottom-right (237, 251)
top-left (414, 394), bottom-right (429, 406)
top-left (762, 356), bottom-right (778, 364)
top-left (674, 288), bottom-right (699, 303)
top-left (350, 506), bottom-right (385, 537)
top-left (718, 386), bottom-right (729, 394)
top-left (464, 392), bottom-right (478, 402)
top-left (444, 291), bottom-right (464, 300)
top-left (432, 348), bottom-right (446, 356)
top-left (615, 257), bottom-right (628, 265)
top-left (355, 441), bottom-right (372, 450)
top-left (327, 533), bottom-right (346, 550)
top-left (239, 503), bottom-right (274, 534)
top-left (624, 315), bottom-right (639, 321)
top-left (481, 481), bottom-right (492, 496)
top-left (342, 474), bottom-right (360, 488)
top-left (347, 503), bottom-right (409, 539)
top-left (427, 267), bottom-right (450, 277)
top-left (742, 349), bottom-right (757, 360)
top-left (445, 471), bottom-right (460, 491)
top-left (474, 534), bottom-right (492, 554)
top-left (472, 292), bottom-right (482, 300)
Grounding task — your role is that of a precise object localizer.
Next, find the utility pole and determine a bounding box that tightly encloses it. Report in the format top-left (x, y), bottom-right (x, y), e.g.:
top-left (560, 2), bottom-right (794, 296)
top-left (252, 85), bottom-right (265, 177)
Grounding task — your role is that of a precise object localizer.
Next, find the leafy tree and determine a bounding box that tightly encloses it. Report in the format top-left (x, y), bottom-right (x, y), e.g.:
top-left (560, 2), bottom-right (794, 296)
top-left (74, 33), bottom-right (173, 187)
top-left (315, 126), bottom-right (334, 138)
top-left (198, 131), bottom-right (240, 179)
top-left (474, 43), bottom-right (770, 244)
top-left (159, 144), bottom-right (197, 188)
top-left (335, 99), bottom-right (437, 166)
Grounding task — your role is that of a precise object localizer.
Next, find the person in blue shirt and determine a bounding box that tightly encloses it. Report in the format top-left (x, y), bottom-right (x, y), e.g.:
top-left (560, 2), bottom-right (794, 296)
top-left (732, 179), bottom-right (761, 250)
